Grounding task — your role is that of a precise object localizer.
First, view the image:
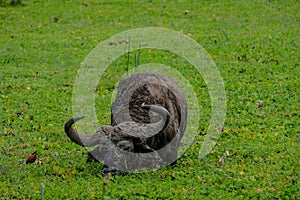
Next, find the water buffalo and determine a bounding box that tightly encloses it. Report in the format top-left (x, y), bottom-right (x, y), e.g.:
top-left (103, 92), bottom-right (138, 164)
top-left (64, 72), bottom-right (187, 173)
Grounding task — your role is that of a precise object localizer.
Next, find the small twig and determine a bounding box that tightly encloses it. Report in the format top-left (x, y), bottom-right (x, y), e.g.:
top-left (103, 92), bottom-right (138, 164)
top-left (102, 179), bottom-right (108, 200)
top-left (40, 183), bottom-right (44, 200)
top-left (134, 41), bottom-right (141, 68)
top-left (221, 17), bottom-right (229, 42)
top-left (137, 41), bottom-right (141, 67)
top-left (126, 36), bottom-right (131, 75)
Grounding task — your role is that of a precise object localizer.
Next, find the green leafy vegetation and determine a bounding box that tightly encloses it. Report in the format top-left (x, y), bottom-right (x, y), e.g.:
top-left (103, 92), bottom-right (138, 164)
top-left (1, 0), bottom-right (299, 199)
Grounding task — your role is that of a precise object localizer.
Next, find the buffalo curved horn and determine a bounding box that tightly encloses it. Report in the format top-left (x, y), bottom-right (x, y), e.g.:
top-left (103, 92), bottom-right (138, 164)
top-left (64, 116), bottom-right (105, 147)
top-left (115, 103), bottom-right (170, 138)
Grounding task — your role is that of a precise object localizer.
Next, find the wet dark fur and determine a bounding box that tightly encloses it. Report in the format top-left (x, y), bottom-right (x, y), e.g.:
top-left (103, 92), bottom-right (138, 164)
top-left (88, 73), bottom-right (187, 169)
